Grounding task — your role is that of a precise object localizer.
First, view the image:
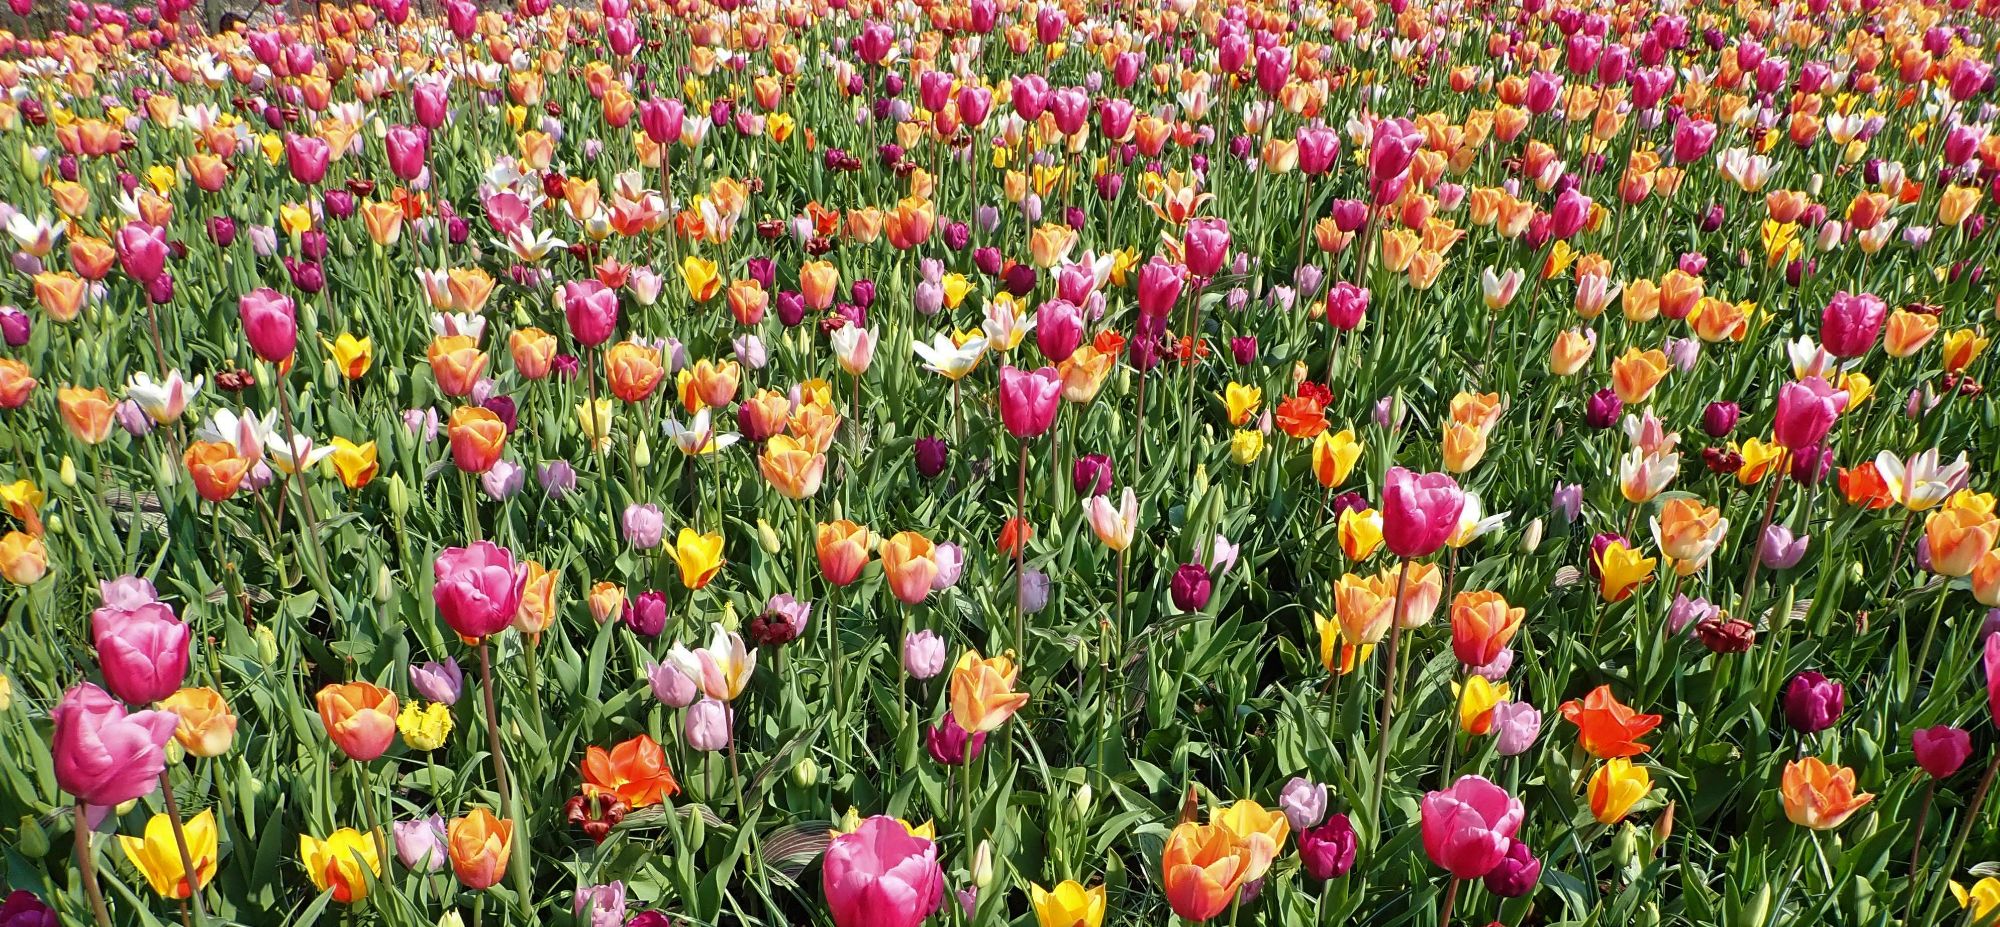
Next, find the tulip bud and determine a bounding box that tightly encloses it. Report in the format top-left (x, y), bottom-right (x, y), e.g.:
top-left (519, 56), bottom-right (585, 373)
top-left (45, 513), bottom-right (62, 535)
top-left (16, 815), bottom-right (48, 856)
top-left (255, 625), bottom-right (280, 664)
top-left (155, 449), bottom-right (178, 490)
top-left (1073, 783), bottom-right (1094, 817)
top-left (757, 519), bottom-right (783, 554)
top-left (387, 474), bottom-right (411, 518)
top-left (1520, 518), bottom-right (1544, 553)
top-left (0, 672), bottom-right (10, 713)
top-left (165, 739), bottom-right (186, 765)
top-left (374, 564), bottom-right (395, 602)
top-left (633, 433), bottom-right (652, 467)
top-left (718, 599), bottom-right (739, 632)
top-left (791, 757), bottom-right (821, 787)
top-left (59, 456), bottom-right (75, 487)
top-left (1612, 822), bottom-right (1641, 873)
top-left (972, 840), bottom-right (993, 888)
top-left (835, 807), bottom-right (861, 833)
top-left (439, 913), bottom-right (466, 927)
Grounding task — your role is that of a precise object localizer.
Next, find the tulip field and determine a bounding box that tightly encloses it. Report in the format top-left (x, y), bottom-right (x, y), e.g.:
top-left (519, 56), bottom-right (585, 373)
top-left (8, 0), bottom-right (2000, 923)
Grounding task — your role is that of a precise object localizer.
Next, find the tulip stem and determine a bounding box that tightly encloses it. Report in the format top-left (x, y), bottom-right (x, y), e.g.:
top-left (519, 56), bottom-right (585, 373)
top-left (1903, 584), bottom-right (1953, 731)
top-left (1369, 558), bottom-right (1413, 835)
top-left (74, 800), bottom-right (112, 927)
top-left (477, 641), bottom-right (534, 916)
top-left (1902, 777), bottom-right (1937, 927)
top-left (1439, 877), bottom-right (1460, 927)
top-left (1014, 437), bottom-right (1028, 655)
top-left (160, 770), bottom-right (210, 926)
top-left (275, 379), bottom-right (332, 584)
top-left (1920, 752), bottom-right (2000, 927)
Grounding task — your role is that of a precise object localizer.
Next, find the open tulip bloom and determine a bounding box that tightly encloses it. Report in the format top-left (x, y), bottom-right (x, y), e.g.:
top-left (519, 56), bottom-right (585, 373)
top-left (6, 1), bottom-right (2000, 926)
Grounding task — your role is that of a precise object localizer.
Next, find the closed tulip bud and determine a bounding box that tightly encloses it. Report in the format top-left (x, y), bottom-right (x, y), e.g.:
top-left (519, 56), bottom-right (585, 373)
top-left (972, 840), bottom-right (994, 888)
top-left (1781, 671), bottom-right (1844, 733)
top-left (1482, 838), bottom-right (1541, 897)
top-left (1913, 725), bottom-right (1972, 778)
top-left (1520, 518), bottom-right (1544, 553)
top-left (756, 519), bottom-right (783, 554)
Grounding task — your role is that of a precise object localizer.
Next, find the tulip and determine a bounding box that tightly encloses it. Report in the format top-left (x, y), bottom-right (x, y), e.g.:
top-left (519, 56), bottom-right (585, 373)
top-left (315, 682), bottom-right (398, 762)
top-left (581, 734), bottom-right (681, 808)
top-left (563, 279), bottom-right (620, 347)
top-left (409, 660), bottom-right (463, 706)
top-left (665, 528), bottom-right (725, 589)
top-left (998, 366), bottom-right (1063, 438)
top-left (432, 542), bottom-right (525, 642)
top-left (158, 688), bottom-right (237, 758)
top-left (1420, 775), bottom-right (1524, 878)
top-left (53, 683), bottom-right (177, 810)
top-left (392, 817), bottom-right (448, 872)
top-left (1821, 291), bottom-right (1887, 357)
top-left (1030, 881), bottom-right (1106, 927)
top-left (1780, 757), bottom-right (1875, 830)
top-left (1782, 671), bottom-right (1844, 734)
top-left (881, 531), bottom-right (941, 605)
top-left (576, 882), bottom-right (628, 927)
top-left (91, 602), bottom-right (189, 705)
top-left (1381, 467), bottom-right (1465, 559)
top-left (1772, 377), bottom-right (1847, 450)
top-left (238, 287), bottom-right (297, 362)
top-left (1913, 726), bottom-right (1972, 778)
top-left (447, 808), bottom-right (512, 890)
top-left (299, 828), bottom-right (382, 903)
top-left (904, 631), bottom-right (948, 679)
top-left (623, 503), bottom-right (666, 549)
top-left (1449, 591), bottom-right (1523, 667)
top-left (822, 816), bottom-right (944, 927)
top-left (447, 406), bottom-right (506, 474)
top-left (1482, 838), bottom-right (1542, 897)
top-left (1159, 822), bottom-right (1270, 921)
top-left (1588, 759), bottom-right (1650, 824)
top-left (1559, 685), bottom-right (1661, 758)
top-left (1491, 701), bottom-right (1541, 756)
top-left (1279, 776), bottom-right (1328, 831)
top-left (949, 650), bottom-right (1030, 733)
top-left (925, 714), bottom-right (987, 767)
top-left (1297, 814), bottom-right (1357, 880)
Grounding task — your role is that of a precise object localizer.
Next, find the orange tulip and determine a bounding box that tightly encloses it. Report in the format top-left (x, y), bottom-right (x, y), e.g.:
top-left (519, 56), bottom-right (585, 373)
top-left (1652, 497), bottom-right (1727, 574)
top-left (1780, 757), bottom-right (1874, 830)
top-left (580, 733), bottom-right (681, 808)
top-left (515, 559), bottom-right (559, 636)
top-left (881, 530), bottom-right (940, 605)
top-left (1609, 348), bottom-right (1670, 404)
top-left (184, 441), bottom-right (251, 502)
top-left (510, 327), bottom-right (558, 380)
top-left (315, 682), bottom-right (398, 761)
top-left (1884, 310), bottom-right (1940, 358)
top-left (689, 358), bottom-right (741, 409)
top-left (1448, 590), bottom-right (1522, 667)
top-left (800, 260), bottom-right (840, 310)
top-left (0, 358), bottom-right (35, 408)
top-left (428, 335), bottom-right (488, 398)
top-left (758, 435), bottom-right (825, 500)
top-left (58, 386), bottom-right (116, 445)
top-left (159, 687), bottom-right (238, 758)
top-left (948, 649), bottom-right (1029, 733)
top-left (1159, 822), bottom-right (1271, 922)
top-left (68, 237), bottom-right (116, 280)
top-left (1924, 507), bottom-right (1997, 577)
top-left (33, 271), bottom-right (87, 322)
top-left (447, 807), bottom-right (513, 889)
top-left (448, 406), bottom-right (507, 474)
top-left (816, 519), bottom-right (871, 586)
top-left (1559, 685), bottom-right (1661, 759)
top-left (604, 341), bottom-right (665, 403)
top-left (1332, 571), bottom-right (1395, 644)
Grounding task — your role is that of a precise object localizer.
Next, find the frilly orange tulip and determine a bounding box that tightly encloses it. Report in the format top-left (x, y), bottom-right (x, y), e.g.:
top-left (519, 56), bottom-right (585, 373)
top-left (949, 649), bottom-right (1029, 733)
top-left (581, 733), bottom-right (681, 808)
top-left (1780, 757), bottom-right (1874, 830)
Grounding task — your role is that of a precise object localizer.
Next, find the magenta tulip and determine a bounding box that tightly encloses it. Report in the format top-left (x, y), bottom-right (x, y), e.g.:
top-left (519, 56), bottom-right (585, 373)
top-left (1772, 377), bottom-right (1846, 450)
top-left (384, 125), bottom-right (429, 182)
top-left (1380, 467), bottom-right (1466, 559)
top-left (1820, 291), bottom-right (1887, 358)
top-left (114, 222), bottom-right (169, 284)
top-left (51, 683), bottom-right (179, 808)
top-left (1135, 257), bottom-right (1186, 320)
top-left (91, 603), bottom-right (189, 706)
top-left (1035, 299), bottom-right (1084, 364)
top-left (563, 279), bottom-right (621, 348)
top-left (1420, 774), bottom-right (1525, 879)
top-left (1913, 725), bottom-right (1972, 779)
top-left (433, 541), bottom-right (527, 642)
top-left (997, 366), bottom-right (1062, 439)
top-left (822, 816), bottom-right (945, 927)
top-left (238, 287), bottom-right (298, 362)
top-left (1183, 217), bottom-right (1232, 278)
top-left (283, 133), bottom-right (331, 185)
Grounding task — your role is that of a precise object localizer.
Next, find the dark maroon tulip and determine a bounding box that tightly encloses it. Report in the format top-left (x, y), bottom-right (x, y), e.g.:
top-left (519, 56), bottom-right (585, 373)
top-left (1483, 839), bottom-right (1541, 897)
top-left (914, 437), bottom-right (949, 479)
top-left (1701, 401), bottom-right (1739, 437)
top-left (1170, 563), bottom-right (1212, 611)
top-left (1072, 453), bottom-right (1113, 496)
top-left (925, 714), bottom-right (987, 766)
top-left (1782, 671), bottom-right (1844, 733)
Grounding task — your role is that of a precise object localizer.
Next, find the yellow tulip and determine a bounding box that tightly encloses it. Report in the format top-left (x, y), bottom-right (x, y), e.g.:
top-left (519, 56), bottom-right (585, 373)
top-left (119, 809), bottom-right (219, 899)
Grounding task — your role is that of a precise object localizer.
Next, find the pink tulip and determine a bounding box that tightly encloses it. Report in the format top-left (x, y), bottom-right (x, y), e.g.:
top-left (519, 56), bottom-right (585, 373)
top-left (238, 287), bottom-right (298, 362)
top-left (606, 18), bottom-right (638, 55)
top-left (1420, 775), bottom-right (1524, 878)
top-left (385, 125), bottom-right (428, 182)
top-left (1135, 257), bottom-right (1186, 320)
top-left (1381, 467), bottom-right (1465, 559)
top-left (484, 191), bottom-right (532, 236)
top-left (1297, 125), bottom-right (1340, 175)
top-left (414, 81), bottom-right (450, 128)
top-left (1550, 188), bottom-right (1592, 240)
top-left (1254, 45), bottom-right (1291, 96)
top-left (1772, 377), bottom-right (1847, 450)
top-left (917, 70), bottom-right (953, 112)
top-left (283, 133), bottom-right (331, 185)
top-left (1820, 291), bottom-right (1886, 358)
top-left (1671, 117), bottom-right (1717, 163)
top-left (1048, 87), bottom-right (1089, 136)
top-left (637, 99), bottom-right (683, 144)
top-left (1183, 218), bottom-right (1232, 278)
top-left (1035, 299), bottom-right (1083, 363)
top-left (997, 366), bottom-right (1062, 439)
top-left (52, 683), bottom-right (179, 808)
top-left (434, 541), bottom-right (527, 642)
top-left (1325, 281), bottom-right (1370, 331)
top-left (822, 816), bottom-right (945, 927)
top-left (91, 602), bottom-right (189, 706)
top-left (855, 21), bottom-right (895, 66)
top-left (1010, 74), bottom-right (1050, 120)
top-left (114, 222), bottom-right (168, 284)
top-left (1984, 633), bottom-right (2000, 727)
top-left (1097, 98), bottom-right (1135, 141)
top-left (956, 85), bottom-right (992, 127)
top-left (1368, 118), bottom-right (1421, 184)
top-left (563, 279), bottom-right (621, 348)
top-left (1524, 70), bottom-right (1563, 113)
